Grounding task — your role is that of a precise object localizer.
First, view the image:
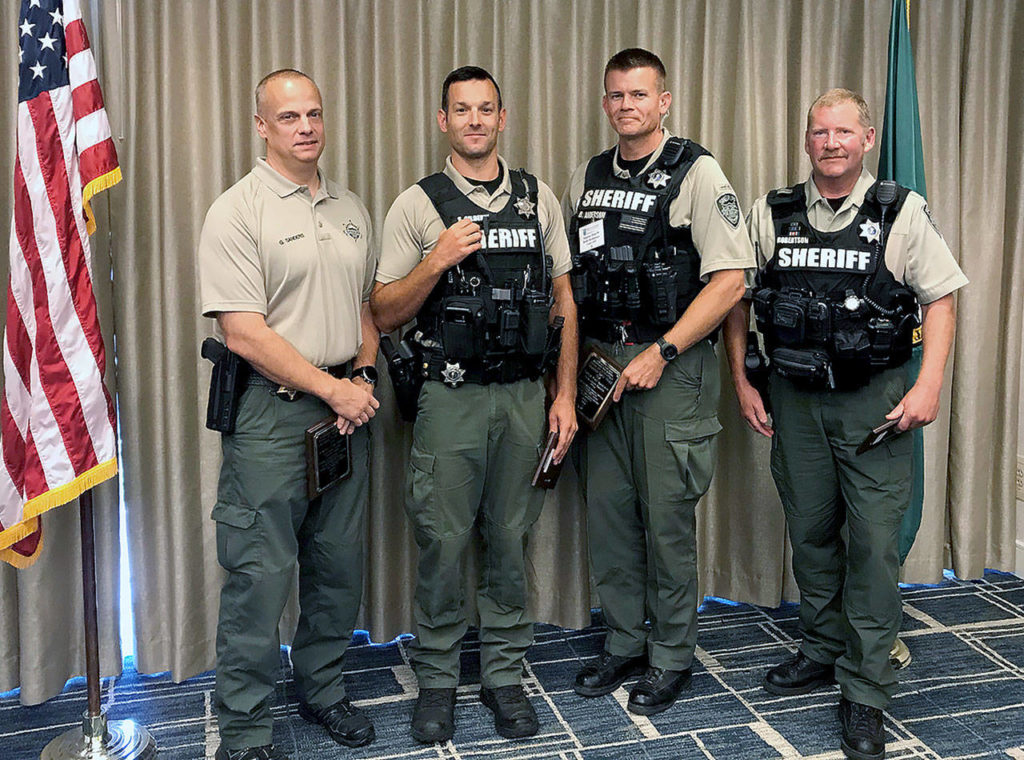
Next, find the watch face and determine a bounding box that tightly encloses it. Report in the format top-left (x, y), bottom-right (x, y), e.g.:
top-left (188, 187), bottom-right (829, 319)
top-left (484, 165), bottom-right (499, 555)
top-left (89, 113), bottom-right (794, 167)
top-left (659, 339), bottom-right (678, 360)
top-left (353, 366), bottom-right (378, 384)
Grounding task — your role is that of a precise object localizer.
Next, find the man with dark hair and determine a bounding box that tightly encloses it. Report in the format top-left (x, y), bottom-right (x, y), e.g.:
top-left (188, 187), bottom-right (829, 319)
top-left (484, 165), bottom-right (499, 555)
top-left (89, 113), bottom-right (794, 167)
top-left (563, 48), bottom-right (753, 715)
top-left (372, 65), bottom-right (578, 743)
top-left (199, 69), bottom-right (380, 760)
top-left (723, 88), bottom-right (966, 759)
top-left (441, 64), bottom-right (502, 111)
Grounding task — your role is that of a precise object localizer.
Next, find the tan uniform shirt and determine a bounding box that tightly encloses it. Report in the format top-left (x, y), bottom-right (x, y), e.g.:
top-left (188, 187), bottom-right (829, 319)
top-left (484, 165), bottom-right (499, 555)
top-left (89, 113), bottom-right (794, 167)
top-left (376, 156), bottom-right (571, 284)
top-left (199, 158), bottom-right (377, 366)
top-left (747, 169), bottom-right (967, 303)
top-left (562, 129), bottom-right (756, 280)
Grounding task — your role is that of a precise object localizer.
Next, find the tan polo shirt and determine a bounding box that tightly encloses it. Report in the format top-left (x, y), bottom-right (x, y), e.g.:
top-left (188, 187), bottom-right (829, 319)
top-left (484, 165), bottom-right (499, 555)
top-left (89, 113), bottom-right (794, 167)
top-left (562, 129), bottom-right (756, 280)
top-left (199, 158), bottom-right (377, 367)
top-left (376, 156), bottom-right (571, 284)
top-left (747, 169), bottom-right (967, 304)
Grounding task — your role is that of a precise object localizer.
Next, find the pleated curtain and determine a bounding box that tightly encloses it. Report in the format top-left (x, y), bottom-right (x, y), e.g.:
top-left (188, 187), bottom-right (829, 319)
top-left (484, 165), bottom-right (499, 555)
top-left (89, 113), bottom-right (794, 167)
top-left (0, 0), bottom-right (1020, 703)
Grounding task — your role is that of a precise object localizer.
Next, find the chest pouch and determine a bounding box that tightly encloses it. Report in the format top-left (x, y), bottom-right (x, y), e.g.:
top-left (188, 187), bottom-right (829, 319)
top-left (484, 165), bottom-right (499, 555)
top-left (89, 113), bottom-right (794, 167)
top-left (770, 347), bottom-right (834, 390)
top-left (520, 290), bottom-right (550, 355)
top-left (607, 246), bottom-right (641, 312)
top-left (642, 259), bottom-right (678, 325)
top-left (441, 295), bottom-right (486, 360)
top-left (770, 300), bottom-right (806, 346)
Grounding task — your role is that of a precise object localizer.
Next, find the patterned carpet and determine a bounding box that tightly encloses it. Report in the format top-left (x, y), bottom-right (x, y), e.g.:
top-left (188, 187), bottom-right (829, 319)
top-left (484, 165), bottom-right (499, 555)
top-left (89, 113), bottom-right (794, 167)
top-left (4, 571), bottom-right (1024, 759)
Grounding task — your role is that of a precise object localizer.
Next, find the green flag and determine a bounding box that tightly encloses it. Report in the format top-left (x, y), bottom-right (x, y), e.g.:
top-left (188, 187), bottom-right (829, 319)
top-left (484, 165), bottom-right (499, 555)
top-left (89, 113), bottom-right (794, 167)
top-left (877, 0), bottom-right (925, 564)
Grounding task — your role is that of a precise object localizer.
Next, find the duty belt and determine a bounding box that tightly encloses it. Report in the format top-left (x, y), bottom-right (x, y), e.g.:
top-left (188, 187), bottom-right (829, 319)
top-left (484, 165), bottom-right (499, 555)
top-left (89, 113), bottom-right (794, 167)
top-left (584, 319), bottom-right (664, 346)
top-left (422, 356), bottom-right (537, 388)
top-left (248, 361), bottom-right (352, 401)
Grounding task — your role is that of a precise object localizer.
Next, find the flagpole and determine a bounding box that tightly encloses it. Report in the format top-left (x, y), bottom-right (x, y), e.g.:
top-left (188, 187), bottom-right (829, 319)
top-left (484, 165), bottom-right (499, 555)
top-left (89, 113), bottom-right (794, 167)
top-left (40, 488), bottom-right (157, 759)
top-left (80, 489), bottom-right (102, 720)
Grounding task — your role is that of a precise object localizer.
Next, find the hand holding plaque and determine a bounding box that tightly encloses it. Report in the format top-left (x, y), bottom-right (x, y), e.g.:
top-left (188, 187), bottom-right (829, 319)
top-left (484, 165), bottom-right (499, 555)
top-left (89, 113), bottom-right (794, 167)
top-left (575, 345), bottom-right (623, 430)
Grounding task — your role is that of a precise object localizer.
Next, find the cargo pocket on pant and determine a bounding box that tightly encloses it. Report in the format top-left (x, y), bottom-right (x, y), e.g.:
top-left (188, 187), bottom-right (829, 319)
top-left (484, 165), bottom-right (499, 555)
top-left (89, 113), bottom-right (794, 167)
top-left (405, 444), bottom-right (437, 538)
top-left (212, 501), bottom-right (262, 575)
top-left (665, 416), bottom-right (722, 502)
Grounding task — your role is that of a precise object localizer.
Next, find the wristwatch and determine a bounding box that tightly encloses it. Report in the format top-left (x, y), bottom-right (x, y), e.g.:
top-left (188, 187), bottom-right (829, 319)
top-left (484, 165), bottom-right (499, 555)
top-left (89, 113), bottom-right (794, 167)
top-left (656, 337), bottom-right (679, 362)
top-left (351, 365), bottom-right (379, 386)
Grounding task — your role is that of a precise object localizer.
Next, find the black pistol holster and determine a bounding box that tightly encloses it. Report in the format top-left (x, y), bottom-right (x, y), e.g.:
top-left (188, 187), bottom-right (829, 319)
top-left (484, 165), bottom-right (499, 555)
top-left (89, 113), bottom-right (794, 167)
top-left (380, 334), bottom-right (424, 422)
top-left (744, 331), bottom-right (772, 415)
top-left (201, 337), bottom-right (248, 433)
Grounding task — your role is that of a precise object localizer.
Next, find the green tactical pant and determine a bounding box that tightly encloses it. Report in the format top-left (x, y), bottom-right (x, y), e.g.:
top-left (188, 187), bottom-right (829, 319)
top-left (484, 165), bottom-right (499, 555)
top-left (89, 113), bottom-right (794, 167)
top-left (213, 385), bottom-right (368, 749)
top-left (769, 366), bottom-right (912, 709)
top-left (405, 379), bottom-right (547, 688)
top-left (581, 339), bottom-right (721, 671)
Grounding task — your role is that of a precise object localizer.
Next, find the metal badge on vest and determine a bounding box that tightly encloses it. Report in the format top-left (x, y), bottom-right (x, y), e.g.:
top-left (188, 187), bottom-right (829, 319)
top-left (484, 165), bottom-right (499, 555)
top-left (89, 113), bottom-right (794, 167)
top-left (569, 137), bottom-right (709, 346)
top-left (414, 169), bottom-right (562, 387)
top-left (752, 179), bottom-right (920, 391)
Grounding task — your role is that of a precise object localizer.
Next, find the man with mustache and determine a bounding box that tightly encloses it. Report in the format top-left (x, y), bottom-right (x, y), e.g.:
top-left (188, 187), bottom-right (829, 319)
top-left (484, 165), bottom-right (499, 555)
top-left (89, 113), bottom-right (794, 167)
top-left (199, 69), bottom-right (380, 760)
top-left (563, 48), bottom-right (753, 716)
top-left (372, 66), bottom-right (578, 743)
top-left (723, 88), bottom-right (966, 760)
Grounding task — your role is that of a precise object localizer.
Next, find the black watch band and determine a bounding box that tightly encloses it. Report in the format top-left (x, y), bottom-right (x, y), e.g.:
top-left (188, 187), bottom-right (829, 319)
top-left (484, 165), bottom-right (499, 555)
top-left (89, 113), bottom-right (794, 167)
top-left (351, 365), bottom-right (379, 385)
top-left (656, 337), bottom-right (678, 362)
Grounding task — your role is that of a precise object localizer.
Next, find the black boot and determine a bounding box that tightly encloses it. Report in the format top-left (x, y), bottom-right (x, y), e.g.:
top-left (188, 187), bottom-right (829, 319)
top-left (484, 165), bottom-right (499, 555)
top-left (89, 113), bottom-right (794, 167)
top-left (297, 696), bottom-right (375, 748)
top-left (214, 746), bottom-right (289, 760)
top-left (763, 651), bottom-right (835, 695)
top-left (480, 684), bottom-right (539, 738)
top-left (626, 667), bottom-right (692, 715)
top-left (839, 697), bottom-right (886, 760)
top-left (410, 687), bottom-right (456, 744)
top-left (574, 651), bottom-right (647, 697)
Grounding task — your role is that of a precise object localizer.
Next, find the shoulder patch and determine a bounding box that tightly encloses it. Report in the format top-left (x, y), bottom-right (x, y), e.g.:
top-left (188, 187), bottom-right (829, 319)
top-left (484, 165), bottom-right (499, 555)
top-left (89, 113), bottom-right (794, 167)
top-left (922, 203), bottom-right (943, 239)
top-left (716, 193), bottom-right (741, 228)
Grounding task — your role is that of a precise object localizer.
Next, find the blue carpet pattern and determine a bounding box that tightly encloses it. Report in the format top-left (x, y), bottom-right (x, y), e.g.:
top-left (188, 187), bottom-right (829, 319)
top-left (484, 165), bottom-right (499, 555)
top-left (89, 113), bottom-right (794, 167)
top-left (3, 571), bottom-right (1024, 759)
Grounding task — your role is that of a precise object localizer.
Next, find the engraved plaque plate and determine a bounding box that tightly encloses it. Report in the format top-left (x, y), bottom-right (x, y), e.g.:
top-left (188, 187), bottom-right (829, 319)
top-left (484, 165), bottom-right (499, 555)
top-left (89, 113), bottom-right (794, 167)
top-left (305, 416), bottom-right (352, 500)
top-left (575, 345), bottom-right (623, 430)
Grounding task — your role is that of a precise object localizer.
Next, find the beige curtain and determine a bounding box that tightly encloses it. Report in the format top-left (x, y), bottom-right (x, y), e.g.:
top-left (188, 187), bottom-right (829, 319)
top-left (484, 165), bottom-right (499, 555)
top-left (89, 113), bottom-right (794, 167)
top-left (0, 1), bottom-right (123, 704)
top-left (1, 0), bottom-right (1019, 699)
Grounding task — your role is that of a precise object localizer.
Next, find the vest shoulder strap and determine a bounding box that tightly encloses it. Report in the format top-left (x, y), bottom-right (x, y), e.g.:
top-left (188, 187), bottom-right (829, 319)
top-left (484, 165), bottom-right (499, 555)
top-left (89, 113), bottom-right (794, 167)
top-left (509, 168), bottom-right (539, 199)
top-left (766, 183), bottom-right (805, 210)
top-left (863, 180), bottom-right (911, 218)
top-left (417, 172), bottom-right (466, 227)
top-left (661, 137), bottom-right (711, 172)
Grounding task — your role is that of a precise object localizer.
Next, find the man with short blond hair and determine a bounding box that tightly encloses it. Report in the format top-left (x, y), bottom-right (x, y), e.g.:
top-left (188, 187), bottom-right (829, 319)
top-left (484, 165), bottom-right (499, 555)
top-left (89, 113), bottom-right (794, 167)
top-left (724, 88), bottom-right (966, 759)
top-left (200, 68), bottom-right (380, 760)
top-left (564, 48), bottom-right (753, 716)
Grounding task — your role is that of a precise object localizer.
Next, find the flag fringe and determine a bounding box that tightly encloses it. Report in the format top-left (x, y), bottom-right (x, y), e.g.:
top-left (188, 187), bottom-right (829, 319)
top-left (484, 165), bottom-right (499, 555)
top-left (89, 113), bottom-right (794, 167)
top-left (0, 529), bottom-right (44, 568)
top-left (0, 516), bottom-right (43, 566)
top-left (82, 166), bottom-right (122, 235)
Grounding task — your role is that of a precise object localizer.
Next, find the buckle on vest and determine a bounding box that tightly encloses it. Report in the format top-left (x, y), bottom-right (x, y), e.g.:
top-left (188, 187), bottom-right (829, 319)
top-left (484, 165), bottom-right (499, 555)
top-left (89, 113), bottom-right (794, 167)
top-left (441, 361), bottom-right (466, 388)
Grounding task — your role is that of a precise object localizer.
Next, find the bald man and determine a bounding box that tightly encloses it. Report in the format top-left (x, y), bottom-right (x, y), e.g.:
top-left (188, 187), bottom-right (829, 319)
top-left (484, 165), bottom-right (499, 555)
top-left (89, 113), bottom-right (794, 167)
top-left (199, 69), bottom-right (380, 760)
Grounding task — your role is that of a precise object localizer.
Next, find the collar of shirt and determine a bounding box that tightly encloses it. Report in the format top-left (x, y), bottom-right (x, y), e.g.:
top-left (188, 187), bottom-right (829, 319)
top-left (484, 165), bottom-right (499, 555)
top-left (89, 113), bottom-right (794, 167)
top-left (612, 129), bottom-right (672, 179)
top-left (254, 157), bottom-right (339, 203)
top-left (443, 155), bottom-right (511, 200)
top-left (804, 167), bottom-right (875, 219)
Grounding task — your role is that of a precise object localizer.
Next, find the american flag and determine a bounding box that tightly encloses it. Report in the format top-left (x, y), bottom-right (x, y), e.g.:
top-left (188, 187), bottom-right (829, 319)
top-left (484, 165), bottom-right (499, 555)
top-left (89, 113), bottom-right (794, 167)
top-left (0, 0), bottom-right (121, 567)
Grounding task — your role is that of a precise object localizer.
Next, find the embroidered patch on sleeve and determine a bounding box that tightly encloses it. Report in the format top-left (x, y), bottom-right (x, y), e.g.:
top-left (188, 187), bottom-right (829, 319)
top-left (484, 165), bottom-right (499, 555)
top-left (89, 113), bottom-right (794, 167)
top-left (716, 193), bottom-right (741, 228)
top-left (923, 203), bottom-right (943, 239)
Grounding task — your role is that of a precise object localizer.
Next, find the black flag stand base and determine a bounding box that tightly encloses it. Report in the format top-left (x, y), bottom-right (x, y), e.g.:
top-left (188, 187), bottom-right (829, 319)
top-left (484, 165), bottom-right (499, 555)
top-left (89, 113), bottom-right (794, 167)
top-left (40, 489), bottom-right (158, 759)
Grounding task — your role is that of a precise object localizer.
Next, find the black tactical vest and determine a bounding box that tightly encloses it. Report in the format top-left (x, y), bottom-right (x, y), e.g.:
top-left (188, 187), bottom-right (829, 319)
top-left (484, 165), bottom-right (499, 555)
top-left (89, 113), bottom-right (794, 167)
top-left (569, 137), bottom-right (710, 343)
top-left (753, 180), bottom-right (920, 390)
top-left (415, 169), bottom-right (558, 386)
